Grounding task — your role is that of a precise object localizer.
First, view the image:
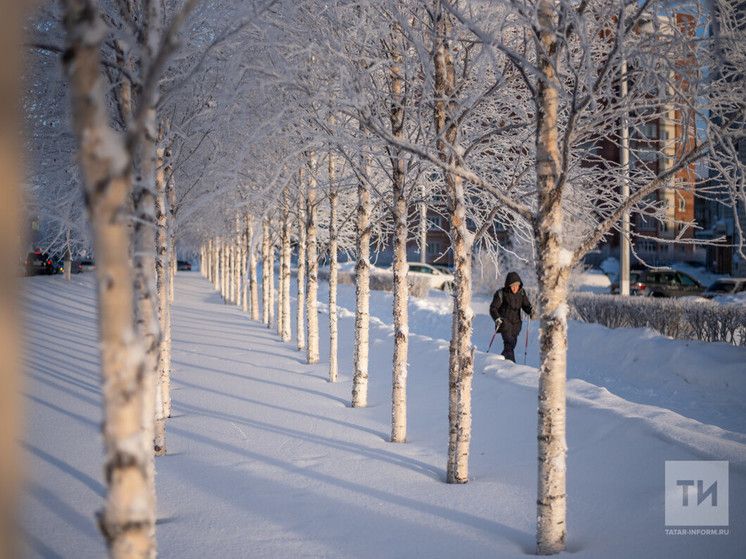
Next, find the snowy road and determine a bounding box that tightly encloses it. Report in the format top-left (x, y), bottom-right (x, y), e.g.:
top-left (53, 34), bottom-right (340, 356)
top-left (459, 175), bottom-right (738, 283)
top-left (21, 273), bottom-right (746, 558)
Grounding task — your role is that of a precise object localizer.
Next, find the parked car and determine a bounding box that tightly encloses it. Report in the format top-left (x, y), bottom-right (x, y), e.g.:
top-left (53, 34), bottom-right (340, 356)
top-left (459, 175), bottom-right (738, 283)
top-left (79, 258), bottom-right (95, 272)
top-left (611, 269), bottom-right (704, 297)
top-left (25, 251), bottom-right (56, 276)
top-left (636, 269), bottom-right (704, 297)
top-left (177, 260), bottom-right (192, 271)
top-left (609, 270), bottom-right (644, 295)
top-left (702, 278), bottom-right (746, 299)
top-left (406, 262), bottom-right (454, 291)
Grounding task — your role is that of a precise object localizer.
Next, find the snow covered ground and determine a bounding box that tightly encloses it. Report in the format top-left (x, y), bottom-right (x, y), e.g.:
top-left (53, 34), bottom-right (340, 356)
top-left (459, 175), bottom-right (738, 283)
top-left (21, 273), bottom-right (746, 558)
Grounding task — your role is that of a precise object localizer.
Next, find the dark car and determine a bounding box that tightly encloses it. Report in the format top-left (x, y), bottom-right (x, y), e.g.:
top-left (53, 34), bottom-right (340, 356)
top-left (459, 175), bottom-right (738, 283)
top-left (635, 269), bottom-right (704, 297)
top-left (702, 278), bottom-right (746, 299)
top-left (609, 270), bottom-right (644, 295)
top-left (611, 269), bottom-right (704, 297)
top-left (177, 260), bottom-right (192, 271)
top-left (25, 252), bottom-right (56, 276)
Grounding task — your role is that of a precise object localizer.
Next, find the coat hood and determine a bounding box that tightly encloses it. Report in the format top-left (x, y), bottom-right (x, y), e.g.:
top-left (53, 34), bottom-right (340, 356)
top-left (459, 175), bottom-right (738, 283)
top-left (504, 271), bottom-right (522, 288)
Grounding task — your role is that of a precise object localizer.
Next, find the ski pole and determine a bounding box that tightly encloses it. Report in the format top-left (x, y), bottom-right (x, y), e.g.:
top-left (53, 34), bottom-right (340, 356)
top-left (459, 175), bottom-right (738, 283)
top-left (523, 318), bottom-right (530, 364)
top-left (487, 320), bottom-right (500, 352)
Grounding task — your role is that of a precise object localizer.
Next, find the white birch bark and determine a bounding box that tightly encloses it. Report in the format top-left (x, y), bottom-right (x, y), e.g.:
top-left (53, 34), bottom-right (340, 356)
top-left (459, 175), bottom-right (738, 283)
top-left (268, 235), bottom-right (275, 329)
top-left (296, 171), bottom-right (307, 351)
top-left (228, 233), bottom-right (235, 304)
top-left (433, 3), bottom-right (474, 484)
top-left (213, 237), bottom-right (220, 292)
top-left (248, 217), bottom-right (259, 321)
top-left (163, 161), bottom-right (174, 421)
top-left (535, 2), bottom-right (568, 553)
top-left (234, 216), bottom-right (242, 308)
top-left (241, 217), bottom-right (249, 313)
top-left (64, 233), bottom-right (72, 281)
top-left (167, 205), bottom-right (175, 307)
top-left (131, 108), bottom-right (161, 559)
top-left (281, 188), bottom-right (292, 342)
top-left (389, 41), bottom-right (409, 443)
top-left (234, 220), bottom-right (240, 307)
top-left (261, 219), bottom-right (270, 324)
top-left (154, 146), bottom-right (169, 456)
top-left (328, 152), bottom-right (339, 383)
top-left (200, 244), bottom-right (204, 278)
top-left (305, 154), bottom-right (320, 364)
top-left (207, 239), bottom-right (212, 282)
top-left (352, 151), bottom-right (371, 408)
top-left (276, 216), bottom-right (284, 337)
top-left (62, 2), bottom-right (154, 554)
top-left (418, 188), bottom-right (427, 264)
top-left (222, 236), bottom-right (229, 302)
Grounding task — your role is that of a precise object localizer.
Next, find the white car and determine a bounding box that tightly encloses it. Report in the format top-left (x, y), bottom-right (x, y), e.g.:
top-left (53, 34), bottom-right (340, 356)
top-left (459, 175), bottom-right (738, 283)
top-left (702, 278), bottom-right (746, 299)
top-left (406, 262), bottom-right (455, 291)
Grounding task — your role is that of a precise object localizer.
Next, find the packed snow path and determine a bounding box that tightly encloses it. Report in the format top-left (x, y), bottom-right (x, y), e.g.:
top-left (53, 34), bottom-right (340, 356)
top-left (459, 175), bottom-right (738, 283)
top-left (22, 273), bottom-right (745, 558)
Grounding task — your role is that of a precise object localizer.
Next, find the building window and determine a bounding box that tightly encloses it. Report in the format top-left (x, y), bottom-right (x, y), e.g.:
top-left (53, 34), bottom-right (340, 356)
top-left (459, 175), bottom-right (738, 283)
top-left (678, 197), bottom-right (686, 212)
top-left (638, 240), bottom-right (657, 252)
top-left (427, 242), bottom-right (442, 256)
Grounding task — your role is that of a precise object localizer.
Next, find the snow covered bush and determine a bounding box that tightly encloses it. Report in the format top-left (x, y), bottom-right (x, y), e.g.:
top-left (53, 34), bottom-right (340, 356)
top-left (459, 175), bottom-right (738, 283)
top-left (568, 293), bottom-right (746, 346)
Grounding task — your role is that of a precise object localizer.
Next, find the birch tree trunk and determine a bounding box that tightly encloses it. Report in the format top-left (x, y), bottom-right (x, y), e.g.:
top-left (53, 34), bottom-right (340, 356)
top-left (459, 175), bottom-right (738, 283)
top-left (389, 41), bottom-right (409, 443)
top-left (241, 218), bottom-right (249, 313)
top-left (248, 218), bottom-right (259, 321)
top-left (418, 187), bottom-right (427, 264)
top-left (203, 240), bottom-right (208, 280)
top-left (222, 236), bottom-right (229, 302)
top-left (352, 152), bottom-right (371, 408)
top-left (131, 104), bottom-right (162, 559)
top-left (328, 152), bottom-right (339, 383)
top-left (62, 2), bottom-right (154, 555)
top-left (535, 2), bottom-right (568, 553)
top-left (64, 232), bottom-right (72, 281)
top-left (200, 244), bottom-right (204, 277)
top-left (296, 171), bottom-right (307, 351)
top-left (306, 154), bottom-right (320, 364)
top-left (155, 146), bottom-right (169, 455)
top-left (228, 233), bottom-right (235, 304)
top-left (163, 161), bottom-right (174, 421)
top-left (0, 3), bottom-right (23, 552)
top-left (433, 2), bottom-right (475, 485)
top-left (281, 188), bottom-right (292, 342)
top-left (213, 237), bottom-right (220, 292)
top-left (276, 217), bottom-right (284, 337)
top-left (268, 237), bottom-right (275, 329)
top-left (234, 216), bottom-right (241, 308)
top-left (167, 179), bottom-right (175, 305)
top-left (262, 219), bottom-right (270, 324)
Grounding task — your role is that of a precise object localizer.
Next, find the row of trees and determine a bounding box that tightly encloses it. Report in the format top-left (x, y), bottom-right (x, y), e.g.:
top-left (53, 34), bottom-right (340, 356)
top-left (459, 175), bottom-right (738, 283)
top-left (14, 0), bottom-right (745, 557)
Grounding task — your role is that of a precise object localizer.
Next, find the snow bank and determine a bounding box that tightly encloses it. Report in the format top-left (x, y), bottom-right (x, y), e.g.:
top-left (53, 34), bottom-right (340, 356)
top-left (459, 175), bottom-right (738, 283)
top-left (21, 274), bottom-right (746, 558)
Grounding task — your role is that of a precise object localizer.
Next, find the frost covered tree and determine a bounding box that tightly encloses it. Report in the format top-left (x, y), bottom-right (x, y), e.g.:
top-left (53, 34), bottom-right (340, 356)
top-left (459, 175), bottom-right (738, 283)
top-left (60, 0), bottom-right (155, 553)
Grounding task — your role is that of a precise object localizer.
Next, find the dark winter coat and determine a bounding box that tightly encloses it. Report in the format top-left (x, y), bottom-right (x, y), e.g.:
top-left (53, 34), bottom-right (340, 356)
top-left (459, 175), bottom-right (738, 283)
top-left (489, 271), bottom-right (533, 337)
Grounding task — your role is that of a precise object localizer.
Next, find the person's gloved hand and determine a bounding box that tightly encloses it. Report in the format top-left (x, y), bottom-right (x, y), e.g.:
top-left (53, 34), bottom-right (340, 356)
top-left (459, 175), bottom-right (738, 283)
top-left (494, 317), bottom-right (502, 331)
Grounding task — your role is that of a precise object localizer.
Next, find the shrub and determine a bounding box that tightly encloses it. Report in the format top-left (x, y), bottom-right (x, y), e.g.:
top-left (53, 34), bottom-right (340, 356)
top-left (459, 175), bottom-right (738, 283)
top-left (566, 293), bottom-right (746, 346)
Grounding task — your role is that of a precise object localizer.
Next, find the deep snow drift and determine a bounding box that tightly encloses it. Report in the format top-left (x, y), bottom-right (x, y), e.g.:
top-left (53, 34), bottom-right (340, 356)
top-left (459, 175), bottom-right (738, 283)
top-left (21, 273), bottom-right (746, 558)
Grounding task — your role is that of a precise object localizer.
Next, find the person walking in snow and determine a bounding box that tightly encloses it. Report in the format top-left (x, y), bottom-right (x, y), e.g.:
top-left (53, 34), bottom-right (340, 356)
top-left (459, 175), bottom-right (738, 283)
top-left (489, 271), bottom-right (533, 362)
